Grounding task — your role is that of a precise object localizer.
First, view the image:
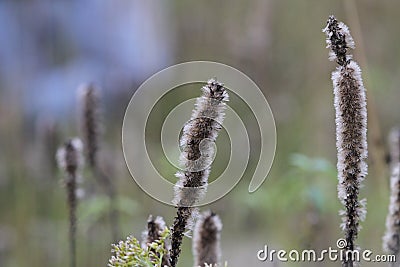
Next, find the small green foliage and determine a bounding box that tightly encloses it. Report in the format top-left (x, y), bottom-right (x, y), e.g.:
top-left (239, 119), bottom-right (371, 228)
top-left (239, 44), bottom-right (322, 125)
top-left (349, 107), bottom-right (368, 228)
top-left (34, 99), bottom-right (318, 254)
top-left (108, 228), bottom-right (170, 267)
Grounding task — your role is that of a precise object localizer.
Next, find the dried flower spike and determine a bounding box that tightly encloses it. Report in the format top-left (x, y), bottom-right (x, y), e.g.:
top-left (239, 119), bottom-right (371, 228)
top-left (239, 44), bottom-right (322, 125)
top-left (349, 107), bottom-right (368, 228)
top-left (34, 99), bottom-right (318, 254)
top-left (79, 83), bottom-right (120, 241)
top-left (56, 138), bottom-right (83, 267)
top-left (142, 215), bottom-right (171, 266)
top-left (383, 164), bottom-right (400, 259)
top-left (79, 83), bottom-right (101, 169)
top-left (324, 16), bottom-right (368, 267)
top-left (169, 79), bottom-right (228, 267)
top-left (192, 211), bottom-right (223, 267)
top-left (388, 128), bottom-right (400, 168)
top-left (383, 128), bottom-right (400, 263)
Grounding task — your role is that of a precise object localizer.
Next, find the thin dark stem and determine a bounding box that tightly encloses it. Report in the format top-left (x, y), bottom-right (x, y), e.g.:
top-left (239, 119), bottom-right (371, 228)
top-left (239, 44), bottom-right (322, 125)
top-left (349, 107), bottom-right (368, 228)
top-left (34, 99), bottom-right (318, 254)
top-left (170, 207), bottom-right (191, 267)
top-left (66, 174), bottom-right (77, 267)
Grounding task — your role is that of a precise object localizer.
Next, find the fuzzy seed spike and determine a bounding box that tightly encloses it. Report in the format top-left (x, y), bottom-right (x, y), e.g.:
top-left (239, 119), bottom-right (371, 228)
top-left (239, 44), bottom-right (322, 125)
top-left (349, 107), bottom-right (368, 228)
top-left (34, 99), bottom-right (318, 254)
top-left (169, 79), bottom-right (228, 267)
top-left (56, 138), bottom-right (84, 267)
top-left (383, 128), bottom-right (400, 263)
top-left (79, 83), bottom-right (101, 169)
top-left (141, 215), bottom-right (170, 266)
top-left (192, 211), bottom-right (223, 267)
top-left (79, 83), bottom-right (121, 241)
top-left (388, 128), bottom-right (400, 167)
top-left (324, 16), bottom-right (368, 267)
top-left (383, 164), bottom-right (400, 258)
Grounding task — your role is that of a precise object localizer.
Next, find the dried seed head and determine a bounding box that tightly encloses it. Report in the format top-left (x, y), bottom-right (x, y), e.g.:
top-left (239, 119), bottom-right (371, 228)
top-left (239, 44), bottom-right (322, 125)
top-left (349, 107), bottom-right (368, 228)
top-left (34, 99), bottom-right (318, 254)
top-left (192, 211), bottom-right (222, 267)
top-left (383, 164), bottom-right (400, 255)
top-left (383, 128), bottom-right (400, 256)
top-left (79, 83), bottom-right (101, 169)
top-left (333, 60), bottom-right (368, 257)
top-left (141, 215), bottom-right (170, 266)
top-left (141, 215), bottom-right (168, 248)
top-left (325, 16), bottom-right (368, 266)
top-left (389, 128), bottom-right (400, 167)
top-left (56, 138), bottom-right (84, 177)
top-left (170, 79), bottom-right (228, 267)
top-left (56, 138), bottom-right (83, 267)
top-left (333, 60), bottom-right (368, 206)
top-left (323, 15), bottom-right (355, 66)
top-left (173, 79), bottom-right (228, 207)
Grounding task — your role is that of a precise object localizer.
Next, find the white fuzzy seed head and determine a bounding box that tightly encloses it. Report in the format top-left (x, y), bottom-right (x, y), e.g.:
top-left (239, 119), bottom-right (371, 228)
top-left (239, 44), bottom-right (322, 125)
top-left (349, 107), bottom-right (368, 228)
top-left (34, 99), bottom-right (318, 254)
top-left (173, 79), bottom-right (228, 208)
top-left (383, 164), bottom-right (400, 255)
top-left (332, 60), bottom-right (368, 205)
top-left (170, 79), bottom-right (228, 267)
top-left (192, 211), bottom-right (223, 267)
top-left (389, 128), bottom-right (400, 168)
top-left (56, 138), bottom-right (84, 176)
top-left (141, 215), bottom-right (168, 248)
top-left (325, 16), bottom-right (368, 263)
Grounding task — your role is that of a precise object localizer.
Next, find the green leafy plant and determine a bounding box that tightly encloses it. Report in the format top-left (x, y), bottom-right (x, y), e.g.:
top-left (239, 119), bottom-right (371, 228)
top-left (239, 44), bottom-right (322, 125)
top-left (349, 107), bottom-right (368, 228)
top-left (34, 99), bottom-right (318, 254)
top-left (108, 227), bottom-right (170, 267)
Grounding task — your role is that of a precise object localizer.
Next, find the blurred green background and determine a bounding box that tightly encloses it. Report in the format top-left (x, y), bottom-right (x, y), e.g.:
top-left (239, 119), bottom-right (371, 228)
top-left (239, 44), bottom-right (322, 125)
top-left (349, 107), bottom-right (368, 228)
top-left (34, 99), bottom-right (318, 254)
top-left (0, 0), bottom-right (399, 266)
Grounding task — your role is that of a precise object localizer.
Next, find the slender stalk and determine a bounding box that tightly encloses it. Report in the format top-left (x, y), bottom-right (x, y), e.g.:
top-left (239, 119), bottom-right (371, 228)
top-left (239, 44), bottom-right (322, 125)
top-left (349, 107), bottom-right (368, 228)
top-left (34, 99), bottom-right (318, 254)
top-left (66, 173), bottom-right (77, 267)
top-left (169, 79), bottom-right (228, 267)
top-left (323, 16), bottom-right (368, 267)
top-left (56, 138), bottom-right (83, 267)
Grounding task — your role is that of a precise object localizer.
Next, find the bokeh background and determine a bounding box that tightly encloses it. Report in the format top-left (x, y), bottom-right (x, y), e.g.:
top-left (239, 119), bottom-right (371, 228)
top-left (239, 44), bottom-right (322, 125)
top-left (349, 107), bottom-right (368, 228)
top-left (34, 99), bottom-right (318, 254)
top-left (1, 0), bottom-right (400, 266)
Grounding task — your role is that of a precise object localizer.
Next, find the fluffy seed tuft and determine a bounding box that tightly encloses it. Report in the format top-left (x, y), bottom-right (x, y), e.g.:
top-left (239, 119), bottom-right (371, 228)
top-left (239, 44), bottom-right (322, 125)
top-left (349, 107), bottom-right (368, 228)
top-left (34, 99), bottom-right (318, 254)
top-left (192, 211), bottom-right (223, 267)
